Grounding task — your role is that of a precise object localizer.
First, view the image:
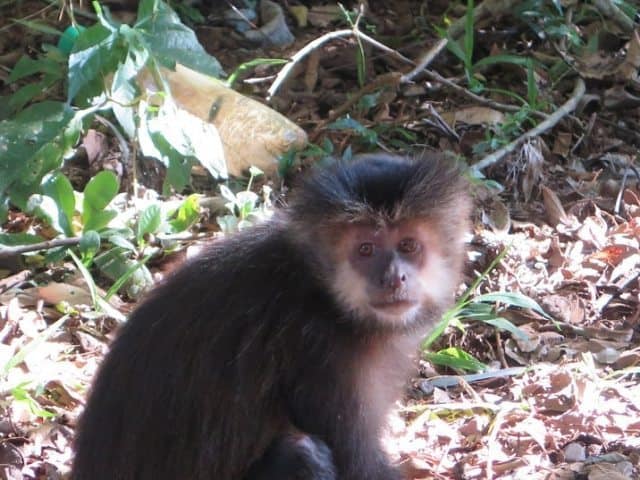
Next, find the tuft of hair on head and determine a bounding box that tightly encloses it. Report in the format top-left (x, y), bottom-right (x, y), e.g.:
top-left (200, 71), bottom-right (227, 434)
top-left (287, 153), bottom-right (470, 246)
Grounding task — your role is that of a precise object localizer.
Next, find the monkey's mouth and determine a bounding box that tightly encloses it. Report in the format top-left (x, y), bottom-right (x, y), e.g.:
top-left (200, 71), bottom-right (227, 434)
top-left (370, 300), bottom-right (418, 314)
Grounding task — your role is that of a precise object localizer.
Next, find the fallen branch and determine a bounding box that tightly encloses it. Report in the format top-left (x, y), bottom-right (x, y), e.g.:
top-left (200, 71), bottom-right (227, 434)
top-left (267, 25), bottom-right (414, 101)
top-left (401, 38), bottom-right (448, 83)
top-left (0, 237), bottom-right (81, 259)
top-left (473, 78), bottom-right (586, 172)
top-left (419, 69), bottom-right (549, 120)
top-left (311, 72), bottom-right (402, 136)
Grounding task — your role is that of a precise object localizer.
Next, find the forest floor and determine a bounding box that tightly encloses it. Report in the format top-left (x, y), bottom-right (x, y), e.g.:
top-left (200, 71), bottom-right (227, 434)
top-left (0, 0), bottom-right (639, 479)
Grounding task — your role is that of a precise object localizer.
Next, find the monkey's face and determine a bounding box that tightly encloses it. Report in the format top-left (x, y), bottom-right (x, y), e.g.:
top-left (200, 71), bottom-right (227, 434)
top-left (331, 220), bottom-right (454, 328)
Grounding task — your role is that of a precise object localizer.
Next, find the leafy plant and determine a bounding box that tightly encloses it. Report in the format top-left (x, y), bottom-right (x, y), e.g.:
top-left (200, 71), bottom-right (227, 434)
top-left (0, 0), bottom-right (227, 224)
top-left (514, 0), bottom-right (583, 46)
top-left (217, 167), bottom-right (273, 233)
top-left (423, 249), bottom-right (552, 373)
top-left (327, 117), bottom-right (378, 147)
top-left (89, 194), bottom-right (201, 298)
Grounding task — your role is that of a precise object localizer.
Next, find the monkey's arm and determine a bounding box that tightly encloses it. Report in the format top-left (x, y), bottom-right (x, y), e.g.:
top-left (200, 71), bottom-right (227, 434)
top-left (290, 392), bottom-right (403, 480)
top-left (282, 328), bottom-right (405, 480)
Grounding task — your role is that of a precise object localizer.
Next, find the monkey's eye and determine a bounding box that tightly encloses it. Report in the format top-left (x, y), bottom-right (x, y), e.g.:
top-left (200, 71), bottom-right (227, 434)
top-left (398, 238), bottom-right (419, 254)
top-left (358, 242), bottom-right (374, 257)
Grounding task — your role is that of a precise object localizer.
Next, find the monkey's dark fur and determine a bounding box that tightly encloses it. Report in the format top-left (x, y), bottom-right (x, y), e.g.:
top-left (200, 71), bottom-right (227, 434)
top-left (72, 154), bottom-right (470, 480)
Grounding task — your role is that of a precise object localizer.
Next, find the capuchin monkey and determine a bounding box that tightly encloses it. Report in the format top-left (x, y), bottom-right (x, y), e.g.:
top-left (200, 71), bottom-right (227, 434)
top-left (71, 153), bottom-right (471, 480)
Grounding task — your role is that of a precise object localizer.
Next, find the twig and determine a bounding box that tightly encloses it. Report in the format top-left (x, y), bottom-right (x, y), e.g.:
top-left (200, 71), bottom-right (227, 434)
top-left (222, 0), bottom-right (259, 29)
top-left (267, 26), bottom-right (414, 101)
top-left (312, 72), bottom-right (402, 134)
top-left (592, 0), bottom-right (634, 33)
top-left (401, 38), bottom-right (448, 83)
top-left (473, 78), bottom-right (586, 172)
top-left (267, 29), bottom-right (352, 101)
top-left (0, 237), bottom-right (80, 259)
top-left (0, 270), bottom-right (31, 294)
top-left (419, 69), bottom-right (549, 120)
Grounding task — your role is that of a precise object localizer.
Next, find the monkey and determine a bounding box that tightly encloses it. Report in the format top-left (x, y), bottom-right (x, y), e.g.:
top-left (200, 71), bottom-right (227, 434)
top-left (71, 153), bottom-right (471, 480)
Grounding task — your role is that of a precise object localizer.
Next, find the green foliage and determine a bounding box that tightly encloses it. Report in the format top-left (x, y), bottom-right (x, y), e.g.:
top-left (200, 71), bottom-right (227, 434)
top-left (439, 0), bottom-right (483, 92)
top-left (94, 246), bottom-right (154, 299)
top-left (11, 382), bottom-right (55, 419)
top-left (167, 194), bottom-right (200, 233)
top-left (339, 4), bottom-right (367, 87)
top-left (1, 0), bottom-right (227, 218)
top-left (226, 58), bottom-right (288, 88)
top-left (514, 0), bottom-right (582, 46)
top-left (0, 233), bottom-right (45, 246)
top-left (423, 249), bottom-right (552, 372)
top-left (82, 171), bottom-right (119, 232)
top-left (327, 117), bottom-right (378, 147)
top-left (5, 51), bottom-right (66, 115)
top-left (0, 102), bottom-right (82, 215)
top-left (136, 204), bottom-right (162, 244)
top-left (0, 0), bottom-right (231, 297)
top-left (425, 347), bottom-right (487, 373)
top-left (91, 194), bottom-right (200, 298)
top-left (79, 230), bottom-right (101, 264)
top-left (217, 167), bottom-right (273, 233)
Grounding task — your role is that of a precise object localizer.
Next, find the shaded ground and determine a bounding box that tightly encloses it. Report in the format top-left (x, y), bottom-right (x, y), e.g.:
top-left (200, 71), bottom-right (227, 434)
top-left (0, 0), bottom-right (639, 478)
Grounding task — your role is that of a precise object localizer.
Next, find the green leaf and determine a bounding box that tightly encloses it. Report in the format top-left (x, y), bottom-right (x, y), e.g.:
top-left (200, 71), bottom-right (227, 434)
top-left (110, 54), bottom-right (142, 139)
top-left (425, 347), bottom-right (486, 373)
top-left (83, 209), bottom-right (118, 233)
top-left (26, 194), bottom-right (65, 234)
top-left (105, 253), bottom-right (151, 300)
top-left (107, 234), bottom-right (137, 252)
top-left (67, 249), bottom-right (98, 307)
top-left (83, 171), bottom-right (119, 211)
top-left (68, 249), bottom-right (125, 321)
top-left (68, 24), bottom-right (126, 102)
top-left (136, 204), bottom-right (162, 242)
top-left (0, 233), bottom-right (45, 246)
top-left (10, 383), bottom-right (54, 419)
top-left (139, 98), bottom-right (227, 183)
top-left (57, 25), bottom-right (86, 55)
top-left (474, 291), bottom-right (551, 319)
top-left (134, 0), bottom-right (224, 77)
top-left (7, 83), bottom-right (48, 114)
top-left (94, 247), bottom-right (153, 298)
top-left (0, 102), bottom-right (75, 206)
top-left (8, 56), bottom-right (63, 83)
top-left (168, 194), bottom-right (200, 233)
top-left (41, 172), bottom-right (75, 236)
top-left (82, 171), bottom-right (119, 232)
top-left (483, 317), bottom-right (530, 341)
top-left (445, 37), bottom-right (467, 64)
top-left (79, 230), bottom-right (101, 263)
top-left (226, 58), bottom-right (287, 87)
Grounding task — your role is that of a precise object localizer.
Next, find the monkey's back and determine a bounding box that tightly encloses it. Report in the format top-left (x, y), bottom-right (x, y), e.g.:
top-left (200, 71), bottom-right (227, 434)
top-left (71, 221), bottom-right (340, 480)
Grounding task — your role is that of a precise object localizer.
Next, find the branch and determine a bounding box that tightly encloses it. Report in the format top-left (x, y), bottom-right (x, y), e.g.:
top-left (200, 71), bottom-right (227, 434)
top-left (418, 68), bottom-right (549, 120)
top-left (0, 237), bottom-right (81, 259)
top-left (267, 27), bottom-right (414, 101)
top-left (473, 78), bottom-right (586, 172)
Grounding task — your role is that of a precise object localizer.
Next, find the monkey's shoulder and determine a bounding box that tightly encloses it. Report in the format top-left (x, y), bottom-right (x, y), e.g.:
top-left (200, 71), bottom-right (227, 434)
top-left (122, 222), bottom-right (325, 332)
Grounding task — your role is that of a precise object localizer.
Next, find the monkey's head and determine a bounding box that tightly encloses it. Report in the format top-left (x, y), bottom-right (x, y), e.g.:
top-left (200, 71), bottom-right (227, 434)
top-left (288, 154), bottom-right (471, 331)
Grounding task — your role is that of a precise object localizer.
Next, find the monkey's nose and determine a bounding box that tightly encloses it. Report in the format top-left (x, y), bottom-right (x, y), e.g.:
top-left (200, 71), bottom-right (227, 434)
top-left (381, 271), bottom-right (405, 291)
